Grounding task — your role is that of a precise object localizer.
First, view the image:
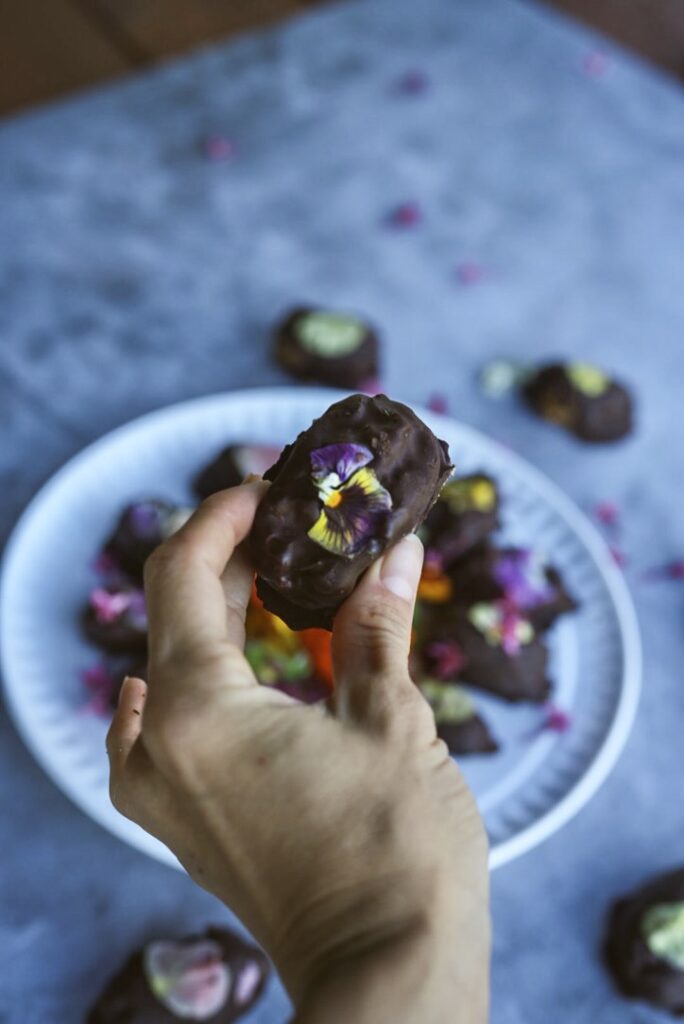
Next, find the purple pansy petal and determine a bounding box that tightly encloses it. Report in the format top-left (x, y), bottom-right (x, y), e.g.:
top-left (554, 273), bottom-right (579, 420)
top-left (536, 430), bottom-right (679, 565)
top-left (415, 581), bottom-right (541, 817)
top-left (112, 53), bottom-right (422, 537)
top-left (308, 466), bottom-right (392, 557)
top-left (127, 502), bottom-right (163, 540)
top-left (310, 444), bottom-right (374, 485)
top-left (493, 550), bottom-right (555, 609)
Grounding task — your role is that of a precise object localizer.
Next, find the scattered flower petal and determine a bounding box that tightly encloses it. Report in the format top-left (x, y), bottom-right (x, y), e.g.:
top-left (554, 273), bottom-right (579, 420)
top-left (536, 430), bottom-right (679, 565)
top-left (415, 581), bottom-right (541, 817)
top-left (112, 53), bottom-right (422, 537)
top-left (80, 664), bottom-right (119, 716)
top-left (455, 261), bottom-right (485, 285)
top-left (202, 134), bottom-right (236, 161)
top-left (478, 359), bottom-right (527, 398)
top-left (396, 70), bottom-right (429, 94)
top-left (609, 545), bottom-right (627, 568)
top-left (388, 201), bottom-right (423, 227)
top-left (427, 392), bottom-right (448, 415)
top-left (582, 50), bottom-right (610, 78)
top-left (92, 551), bottom-right (120, 576)
top-left (425, 639), bottom-right (467, 680)
top-left (594, 501), bottom-right (621, 528)
top-left (640, 559), bottom-right (684, 582)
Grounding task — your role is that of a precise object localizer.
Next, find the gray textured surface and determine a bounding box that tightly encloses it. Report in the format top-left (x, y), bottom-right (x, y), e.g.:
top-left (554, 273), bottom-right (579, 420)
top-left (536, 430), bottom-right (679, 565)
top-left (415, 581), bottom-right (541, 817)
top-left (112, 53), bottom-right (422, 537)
top-left (1, 0), bottom-right (683, 1020)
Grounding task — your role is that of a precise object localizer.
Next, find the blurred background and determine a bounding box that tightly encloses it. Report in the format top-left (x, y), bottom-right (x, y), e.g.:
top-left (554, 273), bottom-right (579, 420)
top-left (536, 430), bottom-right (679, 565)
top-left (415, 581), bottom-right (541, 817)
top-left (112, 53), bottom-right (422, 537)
top-left (2, 0), bottom-right (684, 116)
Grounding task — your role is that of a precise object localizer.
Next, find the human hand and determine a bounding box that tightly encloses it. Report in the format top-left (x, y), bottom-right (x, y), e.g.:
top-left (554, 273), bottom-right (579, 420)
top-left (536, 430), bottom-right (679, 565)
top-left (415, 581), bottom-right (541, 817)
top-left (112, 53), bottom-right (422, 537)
top-left (107, 482), bottom-right (490, 1022)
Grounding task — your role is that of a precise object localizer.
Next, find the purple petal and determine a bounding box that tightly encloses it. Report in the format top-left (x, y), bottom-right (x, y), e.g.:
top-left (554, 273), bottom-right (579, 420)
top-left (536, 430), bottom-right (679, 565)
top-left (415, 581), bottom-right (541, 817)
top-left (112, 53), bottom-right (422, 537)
top-left (310, 443), bottom-right (374, 484)
top-left (127, 502), bottom-right (163, 540)
top-left (234, 961), bottom-right (263, 1006)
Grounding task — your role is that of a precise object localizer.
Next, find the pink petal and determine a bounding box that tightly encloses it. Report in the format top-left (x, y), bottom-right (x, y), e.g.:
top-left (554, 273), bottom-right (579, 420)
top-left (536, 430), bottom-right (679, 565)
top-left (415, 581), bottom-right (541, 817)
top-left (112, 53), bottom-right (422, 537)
top-left (203, 134), bottom-right (236, 161)
top-left (388, 202), bottom-right (423, 227)
top-left (455, 261), bottom-right (485, 285)
top-left (427, 393), bottom-right (448, 415)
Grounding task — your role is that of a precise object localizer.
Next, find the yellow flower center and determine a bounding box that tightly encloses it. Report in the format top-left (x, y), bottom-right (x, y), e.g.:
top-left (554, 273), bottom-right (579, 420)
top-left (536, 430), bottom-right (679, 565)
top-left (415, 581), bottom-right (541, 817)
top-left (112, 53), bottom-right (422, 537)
top-left (325, 490), bottom-right (343, 508)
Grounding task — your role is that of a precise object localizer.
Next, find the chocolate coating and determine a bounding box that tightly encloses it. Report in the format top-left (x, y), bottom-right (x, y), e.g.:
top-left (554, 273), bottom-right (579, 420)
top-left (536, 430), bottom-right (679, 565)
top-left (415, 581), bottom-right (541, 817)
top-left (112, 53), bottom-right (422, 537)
top-left (194, 445), bottom-right (282, 500)
top-left (104, 500), bottom-right (191, 582)
top-left (423, 611), bottom-right (551, 703)
top-left (437, 712), bottom-right (499, 756)
top-left (522, 362), bottom-right (633, 443)
top-left (251, 394), bottom-right (453, 630)
top-left (274, 306), bottom-right (379, 388)
top-left (604, 867), bottom-right (684, 1015)
top-left (421, 472), bottom-right (500, 565)
top-left (449, 544), bottom-right (578, 633)
top-left (87, 927), bottom-right (270, 1024)
top-left (81, 587), bottom-right (148, 655)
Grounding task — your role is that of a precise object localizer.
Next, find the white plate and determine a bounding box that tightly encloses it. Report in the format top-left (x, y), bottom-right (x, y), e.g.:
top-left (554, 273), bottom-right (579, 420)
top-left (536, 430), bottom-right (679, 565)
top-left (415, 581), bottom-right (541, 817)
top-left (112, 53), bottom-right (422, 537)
top-left (0, 388), bottom-right (641, 870)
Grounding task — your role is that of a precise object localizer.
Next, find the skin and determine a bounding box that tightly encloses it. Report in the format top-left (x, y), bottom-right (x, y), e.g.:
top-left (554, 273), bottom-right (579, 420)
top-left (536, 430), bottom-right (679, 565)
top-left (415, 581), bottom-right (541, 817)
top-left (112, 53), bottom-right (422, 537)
top-left (107, 481), bottom-right (491, 1023)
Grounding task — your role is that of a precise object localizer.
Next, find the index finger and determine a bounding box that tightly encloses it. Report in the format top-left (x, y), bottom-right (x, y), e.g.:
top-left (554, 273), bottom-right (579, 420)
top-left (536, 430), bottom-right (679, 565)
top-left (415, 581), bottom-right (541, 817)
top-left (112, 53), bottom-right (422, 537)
top-left (144, 481), bottom-right (268, 666)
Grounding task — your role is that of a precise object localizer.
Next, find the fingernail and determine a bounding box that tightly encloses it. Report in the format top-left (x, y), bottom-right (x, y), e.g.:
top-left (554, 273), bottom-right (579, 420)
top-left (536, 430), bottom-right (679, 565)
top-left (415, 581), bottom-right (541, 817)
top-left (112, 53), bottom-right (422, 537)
top-left (117, 676), bottom-right (131, 707)
top-left (242, 473), bottom-right (263, 484)
top-left (379, 534), bottom-right (424, 603)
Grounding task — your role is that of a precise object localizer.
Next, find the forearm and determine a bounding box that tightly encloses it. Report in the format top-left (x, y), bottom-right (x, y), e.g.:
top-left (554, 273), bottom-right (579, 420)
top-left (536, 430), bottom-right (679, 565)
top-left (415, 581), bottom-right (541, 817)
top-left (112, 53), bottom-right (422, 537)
top-left (292, 901), bottom-right (490, 1024)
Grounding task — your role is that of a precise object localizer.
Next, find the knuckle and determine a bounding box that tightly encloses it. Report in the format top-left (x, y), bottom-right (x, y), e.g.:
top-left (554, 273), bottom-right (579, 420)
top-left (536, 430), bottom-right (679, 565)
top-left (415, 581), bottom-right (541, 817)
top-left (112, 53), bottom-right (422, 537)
top-left (353, 596), bottom-right (408, 651)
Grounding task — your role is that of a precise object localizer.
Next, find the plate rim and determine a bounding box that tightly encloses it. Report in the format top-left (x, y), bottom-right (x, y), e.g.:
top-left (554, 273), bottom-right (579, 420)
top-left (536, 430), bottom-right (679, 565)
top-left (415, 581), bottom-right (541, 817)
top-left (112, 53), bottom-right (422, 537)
top-left (0, 386), bottom-right (642, 871)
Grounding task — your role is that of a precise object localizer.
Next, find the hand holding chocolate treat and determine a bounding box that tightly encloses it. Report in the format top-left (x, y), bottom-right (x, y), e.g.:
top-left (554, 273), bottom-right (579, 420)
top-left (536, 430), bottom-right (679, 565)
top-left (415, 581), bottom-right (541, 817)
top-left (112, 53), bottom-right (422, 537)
top-left (250, 393), bottom-right (452, 629)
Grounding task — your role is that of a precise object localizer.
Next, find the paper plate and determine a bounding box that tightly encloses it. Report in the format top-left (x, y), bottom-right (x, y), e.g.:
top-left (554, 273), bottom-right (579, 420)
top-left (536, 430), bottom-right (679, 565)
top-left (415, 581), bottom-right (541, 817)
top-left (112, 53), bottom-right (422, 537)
top-left (0, 388), bottom-right (641, 870)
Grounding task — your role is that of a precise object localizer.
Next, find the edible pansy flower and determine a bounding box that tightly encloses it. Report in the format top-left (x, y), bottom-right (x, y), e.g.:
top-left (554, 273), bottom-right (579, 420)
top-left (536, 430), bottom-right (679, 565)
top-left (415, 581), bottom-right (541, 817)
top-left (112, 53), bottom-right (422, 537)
top-left (424, 639), bottom-right (467, 680)
top-left (418, 551), bottom-right (453, 603)
top-left (492, 549), bottom-right (556, 609)
top-left (307, 443), bottom-right (392, 557)
top-left (80, 663), bottom-right (120, 716)
top-left (566, 361), bottom-right (609, 397)
top-left (143, 939), bottom-right (230, 1019)
top-left (641, 903), bottom-right (684, 970)
top-left (440, 476), bottom-right (496, 515)
top-left (468, 600), bottom-right (534, 655)
top-left (89, 587), bottom-right (147, 628)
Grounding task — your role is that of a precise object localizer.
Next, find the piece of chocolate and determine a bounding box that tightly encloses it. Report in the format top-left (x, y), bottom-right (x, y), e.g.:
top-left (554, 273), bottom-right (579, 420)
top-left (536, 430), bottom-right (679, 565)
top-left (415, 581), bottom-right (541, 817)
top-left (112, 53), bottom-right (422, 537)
top-left (522, 361), bottom-right (633, 443)
top-left (449, 545), bottom-right (578, 632)
top-left (251, 394), bottom-right (452, 630)
top-left (604, 867), bottom-right (684, 1015)
top-left (419, 679), bottom-right (498, 755)
top-left (104, 500), bottom-right (193, 582)
top-left (87, 927), bottom-right (270, 1024)
top-left (422, 602), bottom-right (551, 702)
top-left (81, 585), bottom-right (148, 654)
top-left (420, 473), bottom-right (500, 567)
top-left (274, 307), bottom-right (379, 388)
top-left (193, 445), bottom-right (282, 500)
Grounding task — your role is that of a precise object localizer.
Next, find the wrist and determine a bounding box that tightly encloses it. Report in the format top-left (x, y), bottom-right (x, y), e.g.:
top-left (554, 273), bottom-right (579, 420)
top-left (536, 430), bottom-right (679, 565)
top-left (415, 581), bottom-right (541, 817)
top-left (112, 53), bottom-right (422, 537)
top-left (290, 881), bottom-right (490, 1024)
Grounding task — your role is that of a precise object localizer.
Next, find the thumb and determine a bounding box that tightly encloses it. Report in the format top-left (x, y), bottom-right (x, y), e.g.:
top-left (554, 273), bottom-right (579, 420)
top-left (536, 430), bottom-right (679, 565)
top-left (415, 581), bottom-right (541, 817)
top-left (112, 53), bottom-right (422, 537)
top-left (331, 533), bottom-right (425, 730)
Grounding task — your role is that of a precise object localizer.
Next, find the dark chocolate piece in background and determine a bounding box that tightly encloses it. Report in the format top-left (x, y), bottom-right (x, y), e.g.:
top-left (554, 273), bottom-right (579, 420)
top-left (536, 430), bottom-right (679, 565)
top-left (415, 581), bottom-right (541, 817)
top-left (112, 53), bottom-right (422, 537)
top-left (88, 927), bottom-right (270, 1024)
top-left (274, 306), bottom-right (379, 388)
top-left (194, 445), bottom-right (282, 500)
top-left (421, 472), bottom-right (500, 566)
top-left (419, 679), bottom-right (499, 755)
top-left (251, 393), bottom-right (452, 630)
top-left (104, 500), bottom-right (192, 582)
top-left (522, 361), bottom-right (633, 443)
top-left (81, 586), bottom-right (148, 655)
top-left (449, 544), bottom-right (578, 633)
top-left (604, 866), bottom-right (684, 1016)
top-left (422, 608), bottom-right (551, 703)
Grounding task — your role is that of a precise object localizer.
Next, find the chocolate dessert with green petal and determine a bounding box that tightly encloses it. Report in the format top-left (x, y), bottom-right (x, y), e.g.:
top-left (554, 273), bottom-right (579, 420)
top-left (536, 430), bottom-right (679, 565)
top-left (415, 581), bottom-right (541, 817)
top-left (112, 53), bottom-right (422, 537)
top-left (88, 927), bottom-right (270, 1024)
top-left (274, 307), bottom-right (379, 388)
top-left (423, 601), bottom-right (551, 702)
top-left (251, 393), bottom-right (452, 630)
top-left (522, 361), bottom-right (633, 442)
top-left (420, 472), bottom-right (500, 566)
top-left (419, 679), bottom-right (498, 755)
top-left (449, 545), bottom-right (578, 633)
top-left (604, 867), bottom-right (684, 1015)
